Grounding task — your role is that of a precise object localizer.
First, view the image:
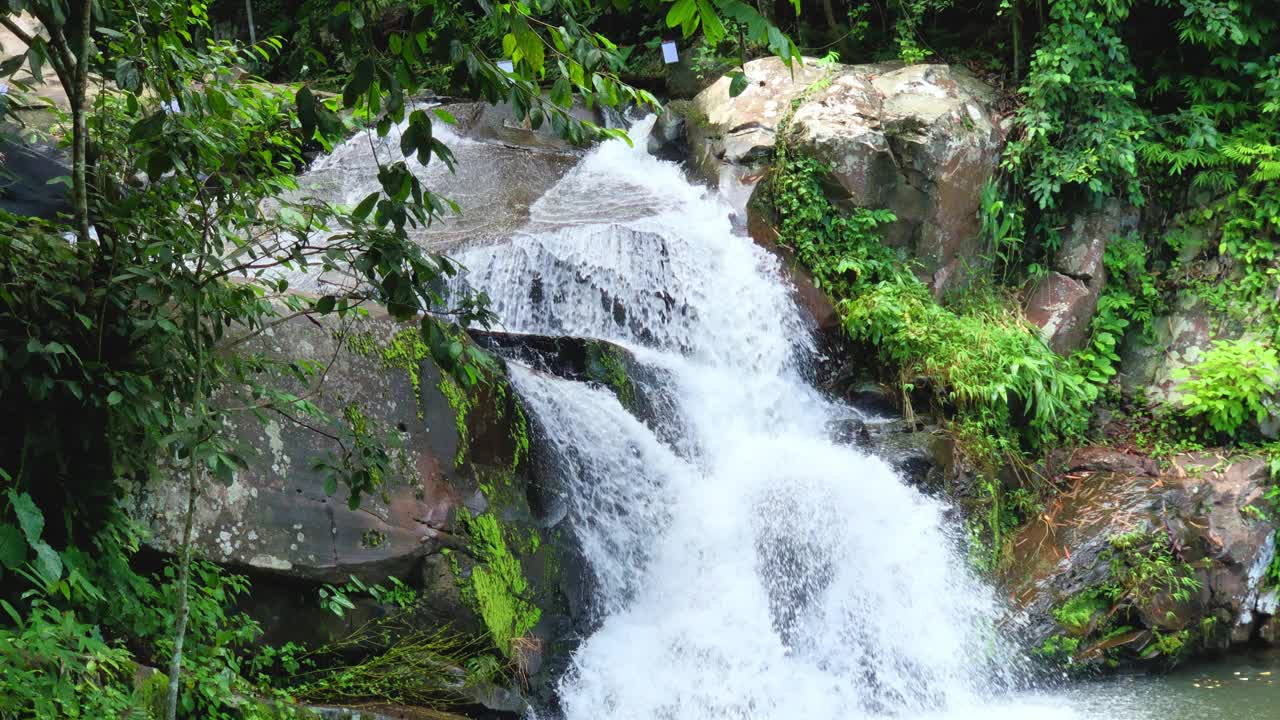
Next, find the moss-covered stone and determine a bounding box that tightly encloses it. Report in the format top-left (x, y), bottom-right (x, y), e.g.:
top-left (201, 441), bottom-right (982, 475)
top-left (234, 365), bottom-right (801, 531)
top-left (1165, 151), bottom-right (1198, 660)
top-left (451, 509), bottom-right (542, 657)
top-left (585, 341), bottom-right (635, 409)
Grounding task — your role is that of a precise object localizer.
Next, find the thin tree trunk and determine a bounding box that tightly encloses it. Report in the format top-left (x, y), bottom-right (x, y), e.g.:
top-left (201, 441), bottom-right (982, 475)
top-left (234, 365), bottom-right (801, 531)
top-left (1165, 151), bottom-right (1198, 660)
top-left (1011, 0), bottom-right (1022, 84)
top-left (244, 0), bottom-right (257, 46)
top-left (166, 220), bottom-right (209, 720)
top-left (821, 0), bottom-right (839, 35)
top-left (164, 472), bottom-right (199, 720)
top-left (72, 0), bottom-right (93, 245)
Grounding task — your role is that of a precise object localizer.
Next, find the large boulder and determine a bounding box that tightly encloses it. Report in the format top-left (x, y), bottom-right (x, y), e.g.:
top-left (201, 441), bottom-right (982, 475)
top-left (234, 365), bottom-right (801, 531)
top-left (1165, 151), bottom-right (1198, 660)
top-left (450, 99), bottom-right (603, 154)
top-left (129, 309), bottom-right (523, 584)
top-left (0, 130), bottom-right (69, 219)
top-left (1025, 201), bottom-right (1138, 354)
top-left (1023, 272), bottom-right (1096, 355)
top-left (125, 308), bottom-right (570, 684)
top-left (1004, 449), bottom-right (1278, 668)
top-left (689, 58), bottom-right (1003, 293)
top-left (292, 102), bottom-right (576, 258)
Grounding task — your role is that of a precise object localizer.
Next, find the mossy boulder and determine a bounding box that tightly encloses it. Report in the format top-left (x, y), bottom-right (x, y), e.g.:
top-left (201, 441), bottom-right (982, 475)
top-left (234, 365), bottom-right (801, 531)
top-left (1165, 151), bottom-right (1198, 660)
top-left (125, 308), bottom-right (571, 684)
top-left (1004, 448), bottom-right (1278, 671)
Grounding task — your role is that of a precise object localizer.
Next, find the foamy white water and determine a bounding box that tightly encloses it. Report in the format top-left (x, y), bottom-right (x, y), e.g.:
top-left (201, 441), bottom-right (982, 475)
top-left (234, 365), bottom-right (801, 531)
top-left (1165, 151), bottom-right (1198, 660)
top-left (453, 118), bottom-right (1069, 719)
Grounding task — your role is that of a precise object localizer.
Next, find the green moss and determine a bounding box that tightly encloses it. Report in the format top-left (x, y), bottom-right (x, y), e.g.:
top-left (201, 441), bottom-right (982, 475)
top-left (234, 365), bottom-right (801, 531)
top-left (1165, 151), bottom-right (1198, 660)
top-left (453, 510), bottom-right (541, 657)
top-left (347, 328), bottom-right (435, 419)
top-left (348, 327), bottom-right (491, 468)
top-left (508, 399), bottom-right (530, 472)
top-left (586, 342), bottom-right (635, 409)
top-left (1053, 589), bottom-right (1110, 635)
top-left (1039, 531), bottom-right (1209, 669)
top-left (1149, 629), bottom-right (1189, 658)
top-left (137, 670), bottom-right (168, 718)
top-left (437, 374), bottom-right (473, 468)
top-left (1033, 634), bottom-right (1081, 662)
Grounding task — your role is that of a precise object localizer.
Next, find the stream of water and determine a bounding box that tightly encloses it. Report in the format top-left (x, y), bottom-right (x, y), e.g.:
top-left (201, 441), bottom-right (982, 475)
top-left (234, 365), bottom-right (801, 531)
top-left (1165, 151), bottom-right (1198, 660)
top-left (301, 113), bottom-right (1279, 720)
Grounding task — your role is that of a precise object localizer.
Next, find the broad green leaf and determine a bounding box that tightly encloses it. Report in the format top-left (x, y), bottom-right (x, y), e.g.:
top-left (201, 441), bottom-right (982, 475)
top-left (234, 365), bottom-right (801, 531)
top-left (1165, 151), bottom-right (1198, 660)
top-left (32, 540), bottom-right (62, 583)
top-left (353, 191), bottom-right (379, 220)
top-left (8, 491), bottom-right (44, 545)
top-left (697, 0), bottom-right (726, 45)
top-left (0, 524), bottom-right (25, 570)
top-left (115, 59), bottom-right (141, 92)
top-left (729, 70), bottom-right (749, 97)
top-left (666, 0), bottom-right (697, 29)
top-left (343, 59), bottom-right (375, 108)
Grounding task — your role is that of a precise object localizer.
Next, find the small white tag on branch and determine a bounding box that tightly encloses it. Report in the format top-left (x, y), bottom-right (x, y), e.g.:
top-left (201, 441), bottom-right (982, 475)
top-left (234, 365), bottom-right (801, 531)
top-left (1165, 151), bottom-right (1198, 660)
top-left (497, 60), bottom-right (514, 73)
top-left (661, 41), bottom-right (679, 64)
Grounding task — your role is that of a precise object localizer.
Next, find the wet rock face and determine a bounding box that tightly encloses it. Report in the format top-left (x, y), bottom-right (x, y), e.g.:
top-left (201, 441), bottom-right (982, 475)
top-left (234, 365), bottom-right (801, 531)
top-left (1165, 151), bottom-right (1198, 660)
top-left (450, 99), bottom-right (603, 154)
top-left (0, 130), bottom-right (69, 218)
top-left (1023, 272), bottom-right (1096, 355)
top-left (1005, 449), bottom-right (1278, 667)
top-left (467, 330), bottom-right (675, 436)
top-left (689, 58), bottom-right (1003, 294)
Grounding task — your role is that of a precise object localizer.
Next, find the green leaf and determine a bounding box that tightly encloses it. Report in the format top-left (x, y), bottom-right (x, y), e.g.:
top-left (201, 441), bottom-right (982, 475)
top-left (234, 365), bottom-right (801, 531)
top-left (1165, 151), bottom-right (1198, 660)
top-left (323, 475), bottom-right (338, 496)
top-left (107, 391), bottom-right (123, 405)
top-left (432, 108), bottom-right (457, 125)
top-left (32, 541), bottom-right (62, 583)
top-left (697, 0), bottom-right (726, 44)
top-left (550, 77), bottom-right (572, 108)
top-left (0, 524), bottom-right (26, 570)
top-left (343, 59), bottom-right (376, 108)
top-left (315, 296), bottom-right (337, 314)
top-left (666, 0), bottom-right (697, 29)
top-left (297, 86), bottom-right (317, 139)
top-left (8, 491), bottom-right (44, 546)
top-left (114, 59), bottom-right (141, 92)
top-left (129, 111), bottom-right (166, 142)
top-left (513, 21), bottom-right (546, 74)
top-left (728, 70), bottom-right (749, 97)
top-left (353, 192), bottom-right (379, 221)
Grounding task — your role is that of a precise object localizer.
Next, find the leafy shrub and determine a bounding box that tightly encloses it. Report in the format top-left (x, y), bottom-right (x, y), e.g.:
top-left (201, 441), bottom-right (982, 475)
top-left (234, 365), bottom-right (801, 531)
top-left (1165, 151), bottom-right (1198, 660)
top-left (766, 149), bottom-right (1093, 453)
top-left (0, 595), bottom-right (142, 718)
top-left (1072, 233), bottom-right (1162, 386)
top-left (1175, 338), bottom-right (1279, 435)
top-left (1003, 0), bottom-right (1147, 209)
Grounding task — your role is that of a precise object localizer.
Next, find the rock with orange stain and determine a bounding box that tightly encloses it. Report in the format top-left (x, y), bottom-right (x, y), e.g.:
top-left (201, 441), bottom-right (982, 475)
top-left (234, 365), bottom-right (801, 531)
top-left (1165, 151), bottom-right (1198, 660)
top-left (1004, 450), bottom-right (1277, 669)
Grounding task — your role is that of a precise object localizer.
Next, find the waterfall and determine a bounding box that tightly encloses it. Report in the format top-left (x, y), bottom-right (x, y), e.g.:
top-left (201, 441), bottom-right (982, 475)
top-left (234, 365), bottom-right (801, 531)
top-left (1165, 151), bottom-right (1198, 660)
top-left (452, 118), bottom-right (1072, 720)
top-left (298, 110), bottom-right (1091, 719)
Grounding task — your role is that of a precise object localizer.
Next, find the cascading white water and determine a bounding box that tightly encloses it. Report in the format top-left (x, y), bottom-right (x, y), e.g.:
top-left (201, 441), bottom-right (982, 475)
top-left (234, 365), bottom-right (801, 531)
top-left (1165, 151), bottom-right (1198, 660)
top-left (447, 117), bottom-right (1084, 720)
